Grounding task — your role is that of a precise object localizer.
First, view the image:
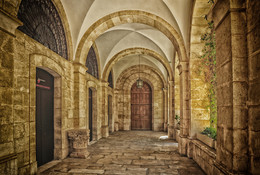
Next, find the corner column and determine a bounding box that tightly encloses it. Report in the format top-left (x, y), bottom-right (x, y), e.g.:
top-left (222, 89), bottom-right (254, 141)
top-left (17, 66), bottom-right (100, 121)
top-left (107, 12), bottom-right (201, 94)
top-left (73, 63), bottom-right (88, 129)
top-left (114, 89), bottom-right (119, 131)
top-left (101, 81), bottom-right (109, 137)
top-left (213, 0), bottom-right (248, 173)
top-left (178, 62), bottom-right (191, 155)
top-left (168, 81), bottom-right (175, 139)
top-left (163, 88), bottom-right (168, 132)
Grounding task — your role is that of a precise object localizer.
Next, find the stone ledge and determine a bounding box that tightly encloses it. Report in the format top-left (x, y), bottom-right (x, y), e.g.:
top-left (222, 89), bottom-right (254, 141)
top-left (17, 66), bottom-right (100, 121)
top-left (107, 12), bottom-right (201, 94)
top-left (196, 133), bottom-right (216, 149)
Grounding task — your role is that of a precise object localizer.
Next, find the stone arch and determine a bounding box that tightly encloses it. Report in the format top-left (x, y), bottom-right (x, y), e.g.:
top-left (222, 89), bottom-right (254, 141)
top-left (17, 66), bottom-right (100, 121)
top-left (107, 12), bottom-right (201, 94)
top-left (102, 47), bottom-right (173, 81)
top-left (29, 54), bottom-right (65, 162)
top-left (75, 10), bottom-right (188, 66)
top-left (116, 65), bottom-right (165, 131)
top-left (87, 81), bottom-right (99, 141)
top-left (17, 0), bottom-right (71, 60)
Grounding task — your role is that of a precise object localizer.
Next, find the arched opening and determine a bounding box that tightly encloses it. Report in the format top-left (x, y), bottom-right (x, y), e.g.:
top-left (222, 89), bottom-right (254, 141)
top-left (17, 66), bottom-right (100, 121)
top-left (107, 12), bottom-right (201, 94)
top-left (36, 68), bottom-right (54, 166)
top-left (131, 81), bottom-right (152, 130)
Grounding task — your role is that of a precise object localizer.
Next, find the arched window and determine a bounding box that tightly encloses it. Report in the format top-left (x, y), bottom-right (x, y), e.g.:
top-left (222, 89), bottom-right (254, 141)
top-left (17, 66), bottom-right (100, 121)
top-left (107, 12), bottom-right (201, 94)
top-left (86, 46), bottom-right (99, 79)
top-left (108, 71), bottom-right (113, 88)
top-left (18, 0), bottom-right (68, 60)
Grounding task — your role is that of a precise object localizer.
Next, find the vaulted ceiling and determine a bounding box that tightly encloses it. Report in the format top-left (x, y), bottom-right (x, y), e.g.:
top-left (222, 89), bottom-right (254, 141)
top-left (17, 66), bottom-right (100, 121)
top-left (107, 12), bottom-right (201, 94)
top-left (61, 0), bottom-right (194, 84)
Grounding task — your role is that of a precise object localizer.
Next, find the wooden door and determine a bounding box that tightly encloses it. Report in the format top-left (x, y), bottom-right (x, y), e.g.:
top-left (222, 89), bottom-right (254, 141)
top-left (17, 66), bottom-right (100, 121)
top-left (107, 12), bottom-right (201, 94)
top-left (36, 68), bottom-right (54, 167)
top-left (89, 88), bottom-right (93, 141)
top-left (131, 81), bottom-right (152, 130)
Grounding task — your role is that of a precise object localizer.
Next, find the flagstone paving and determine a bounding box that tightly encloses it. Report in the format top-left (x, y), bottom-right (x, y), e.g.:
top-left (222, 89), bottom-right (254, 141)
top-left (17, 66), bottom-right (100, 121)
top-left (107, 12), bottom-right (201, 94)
top-left (38, 131), bottom-right (205, 175)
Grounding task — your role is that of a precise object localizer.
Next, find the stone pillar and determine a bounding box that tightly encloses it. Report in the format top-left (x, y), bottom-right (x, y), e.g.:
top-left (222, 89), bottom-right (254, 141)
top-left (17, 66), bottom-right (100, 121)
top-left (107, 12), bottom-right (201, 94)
top-left (101, 81), bottom-right (109, 137)
top-left (163, 88), bottom-right (168, 132)
top-left (114, 90), bottom-right (119, 131)
top-left (212, 0), bottom-right (249, 173)
top-left (0, 9), bottom-right (22, 175)
top-left (168, 81), bottom-right (175, 139)
top-left (247, 1), bottom-right (260, 174)
top-left (67, 129), bottom-right (89, 158)
top-left (178, 62), bottom-right (190, 155)
top-left (73, 63), bottom-right (88, 129)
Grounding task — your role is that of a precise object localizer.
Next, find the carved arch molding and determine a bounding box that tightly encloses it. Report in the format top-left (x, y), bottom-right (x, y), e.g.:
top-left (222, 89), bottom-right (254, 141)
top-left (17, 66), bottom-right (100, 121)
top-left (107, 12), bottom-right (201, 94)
top-left (18, 0), bottom-right (68, 60)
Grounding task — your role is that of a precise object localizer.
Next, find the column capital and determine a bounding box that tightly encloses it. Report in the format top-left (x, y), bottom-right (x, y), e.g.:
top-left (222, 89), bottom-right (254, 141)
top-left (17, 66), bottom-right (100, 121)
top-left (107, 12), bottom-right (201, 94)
top-left (101, 80), bottom-right (109, 87)
top-left (180, 62), bottom-right (189, 71)
top-left (0, 9), bottom-right (22, 35)
top-left (168, 80), bottom-right (174, 86)
top-left (73, 62), bottom-right (88, 74)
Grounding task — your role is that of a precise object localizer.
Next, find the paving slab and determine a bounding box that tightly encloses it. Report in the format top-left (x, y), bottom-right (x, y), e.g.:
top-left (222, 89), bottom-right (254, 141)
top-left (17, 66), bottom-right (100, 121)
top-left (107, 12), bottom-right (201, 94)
top-left (38, 131), bottom-right (205, 175)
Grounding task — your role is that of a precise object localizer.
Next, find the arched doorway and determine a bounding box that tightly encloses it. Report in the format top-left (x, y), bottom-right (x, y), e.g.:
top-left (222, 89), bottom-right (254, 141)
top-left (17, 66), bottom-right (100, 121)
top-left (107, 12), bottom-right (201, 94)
top-left (131, 81), bottom-right (152, 130)
top-left (36, 68), bottom-right (54, 166)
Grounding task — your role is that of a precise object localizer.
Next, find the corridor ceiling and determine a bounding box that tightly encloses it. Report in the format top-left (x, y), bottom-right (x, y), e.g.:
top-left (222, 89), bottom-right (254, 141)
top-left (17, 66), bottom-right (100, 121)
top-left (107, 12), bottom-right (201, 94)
top-left (61, 0), bottom-right (193, 83)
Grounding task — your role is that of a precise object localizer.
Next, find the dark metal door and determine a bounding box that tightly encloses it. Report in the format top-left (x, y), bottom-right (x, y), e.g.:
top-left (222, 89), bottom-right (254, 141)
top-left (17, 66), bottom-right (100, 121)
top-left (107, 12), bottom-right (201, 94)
top-left (89, 88), bottom-right (93, 141)
top-left (108, 95), bottom-right (112, 133)
top-left (36, 68), bottom-right (54, 167)
top-left (131, 81), bottom-right (152, 130)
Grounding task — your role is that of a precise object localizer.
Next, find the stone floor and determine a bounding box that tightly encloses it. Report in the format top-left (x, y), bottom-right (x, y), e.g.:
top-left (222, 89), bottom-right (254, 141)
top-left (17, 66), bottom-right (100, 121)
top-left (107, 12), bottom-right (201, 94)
top-left (38, 131), bottom-right (205, 175)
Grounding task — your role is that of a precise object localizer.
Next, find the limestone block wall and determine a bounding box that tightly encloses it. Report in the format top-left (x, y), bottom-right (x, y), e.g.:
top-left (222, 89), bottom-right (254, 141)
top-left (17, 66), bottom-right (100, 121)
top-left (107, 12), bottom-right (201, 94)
top-left (247, 0), bottom-right (260, 174)
top-left (0, 29), bottom-right (16, 175)
top-left (116, 65), bottom-right (166, 132)
top-left (0, 28), bottom-right (112, 174)
top-left (12, 30), bottom-right (75, 174)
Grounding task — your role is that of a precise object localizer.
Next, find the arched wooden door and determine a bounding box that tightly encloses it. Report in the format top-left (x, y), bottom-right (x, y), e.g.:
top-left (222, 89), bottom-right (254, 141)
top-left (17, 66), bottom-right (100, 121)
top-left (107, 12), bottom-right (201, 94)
top-left (131, 81), bottom-right (152, 130)
top-left (36, 68), bottom-right (54, 166)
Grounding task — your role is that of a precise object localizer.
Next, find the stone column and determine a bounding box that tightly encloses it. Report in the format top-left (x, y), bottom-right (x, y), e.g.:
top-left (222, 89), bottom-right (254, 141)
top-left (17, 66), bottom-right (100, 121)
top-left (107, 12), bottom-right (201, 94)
top-left (163, 88), bottom-right (168, 132)
top-left (0, 9), bottom-right (22, 175)
top-left (73, 63), bottom-right (88, 129)
top-left (168, 81), bottom-right (175, 139)
top-left (67, 129), bottom-right (89, 158)
top-left (101, 81), bottom-right (109, 137)
top-left (114, 89), bottom-right (119, 131)
top-left (212, 0), bottom-right (249, 173)
top-left (178, 62), bottom-right (191, 155)
top-left (247, 1), bottom-right (260, 174)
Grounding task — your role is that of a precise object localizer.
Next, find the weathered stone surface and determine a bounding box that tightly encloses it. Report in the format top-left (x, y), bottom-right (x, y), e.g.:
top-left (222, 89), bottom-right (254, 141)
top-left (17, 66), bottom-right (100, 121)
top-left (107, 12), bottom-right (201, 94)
top-left (40, 131), bottom-right (205, 174)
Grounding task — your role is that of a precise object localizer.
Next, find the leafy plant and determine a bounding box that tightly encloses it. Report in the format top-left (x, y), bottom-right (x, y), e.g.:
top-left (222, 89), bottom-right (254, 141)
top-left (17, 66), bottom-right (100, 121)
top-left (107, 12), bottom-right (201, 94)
top-left (199, 20), bottom-right (217, 130)
top-left (201, 127), bottom-right (217, 140)
top-left (175, 114), bottom-right (180, 125)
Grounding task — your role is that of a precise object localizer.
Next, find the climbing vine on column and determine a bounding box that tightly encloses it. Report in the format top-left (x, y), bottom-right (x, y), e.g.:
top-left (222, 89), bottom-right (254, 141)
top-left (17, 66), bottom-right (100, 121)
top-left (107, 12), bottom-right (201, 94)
top-left (200, 21), bottom-right (217, 130)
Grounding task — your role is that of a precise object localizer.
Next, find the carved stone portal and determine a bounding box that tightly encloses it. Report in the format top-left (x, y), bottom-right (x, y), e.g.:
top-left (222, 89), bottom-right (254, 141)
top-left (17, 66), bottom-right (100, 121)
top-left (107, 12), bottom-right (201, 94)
top-left (67, 129), bottom-right (89, 159)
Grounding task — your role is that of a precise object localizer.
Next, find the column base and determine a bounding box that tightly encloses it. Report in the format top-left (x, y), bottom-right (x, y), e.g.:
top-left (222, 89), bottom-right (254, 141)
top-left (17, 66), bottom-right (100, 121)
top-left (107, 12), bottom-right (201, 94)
top-left (178, 136), bottom-right (188, 156)
top-left (67, 129), bottom-right (89, 159)
top-left (102, 125), bottom-right (109, 138)
top-left (168, 125), bottom-right (176, 139)
top-left (164, 123), bottom-right (168, 132)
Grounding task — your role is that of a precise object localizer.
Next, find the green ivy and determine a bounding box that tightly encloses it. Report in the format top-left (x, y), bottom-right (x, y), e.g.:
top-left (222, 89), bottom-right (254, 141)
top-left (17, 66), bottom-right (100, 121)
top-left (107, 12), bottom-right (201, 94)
top-left (175, 114), bottom-right (180, 125)
top-left (199, 21), bottom-right (217, 130)
top-left (201, 127), bottom-right (217, 140)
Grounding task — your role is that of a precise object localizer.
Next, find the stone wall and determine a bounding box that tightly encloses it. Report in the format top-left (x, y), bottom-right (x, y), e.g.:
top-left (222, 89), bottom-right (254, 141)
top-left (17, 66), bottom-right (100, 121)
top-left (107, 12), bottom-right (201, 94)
top-left (247, 0), bottom-right (260, 174)
top-left (0, 28), bottom-right (17, 174)
top-left (0, 26), bottom-right (113, 174)
top-left (189, 0), bottom-right (211, 137)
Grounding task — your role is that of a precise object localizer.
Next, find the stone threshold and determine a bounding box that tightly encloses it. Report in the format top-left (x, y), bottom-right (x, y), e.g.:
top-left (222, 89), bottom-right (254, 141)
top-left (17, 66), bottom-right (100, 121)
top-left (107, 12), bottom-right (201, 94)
top-left (37, 160), bottom-right (61, 174)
